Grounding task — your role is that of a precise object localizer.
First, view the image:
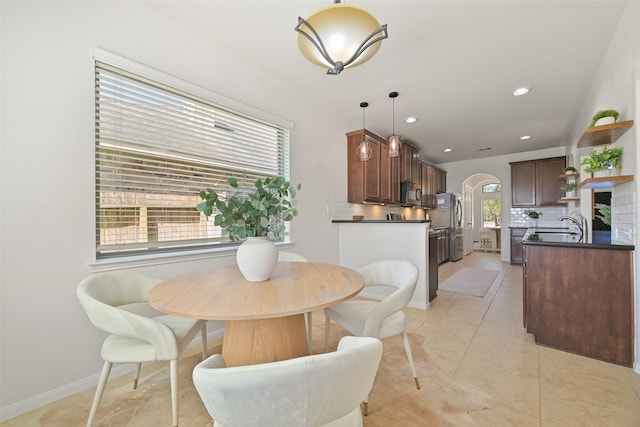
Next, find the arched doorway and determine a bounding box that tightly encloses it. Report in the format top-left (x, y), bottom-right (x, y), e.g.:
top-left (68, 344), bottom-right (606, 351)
top-left (462, 173), bottom-right (502, 256)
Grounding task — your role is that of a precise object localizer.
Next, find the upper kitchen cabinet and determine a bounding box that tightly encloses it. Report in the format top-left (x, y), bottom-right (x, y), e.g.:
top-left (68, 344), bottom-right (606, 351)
top-left (400, 141), bottom-right (420, 184)
top-left (347, 129), bottom-right (399, 204)
top-left (419, 161), bottom-right (439, 209)
top-left (510, 156), bottom-right (566, 207)
top-left (435, 166), bottom-right (447, 194)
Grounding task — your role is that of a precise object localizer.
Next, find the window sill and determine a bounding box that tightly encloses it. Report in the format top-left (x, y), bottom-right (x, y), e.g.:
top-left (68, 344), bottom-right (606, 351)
top-left (89, 238), bottom-right (294, 272)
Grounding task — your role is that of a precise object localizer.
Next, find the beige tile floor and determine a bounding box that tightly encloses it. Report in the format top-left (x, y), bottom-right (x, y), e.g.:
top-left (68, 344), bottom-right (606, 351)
top-left (3, 252), bottom-right (639, 426)
top-left (408, 252), bottom-right (640, 426)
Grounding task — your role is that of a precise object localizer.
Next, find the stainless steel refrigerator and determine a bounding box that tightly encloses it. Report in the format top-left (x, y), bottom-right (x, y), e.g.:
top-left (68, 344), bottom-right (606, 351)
top-left (429, 193), bottom-right (464, 261)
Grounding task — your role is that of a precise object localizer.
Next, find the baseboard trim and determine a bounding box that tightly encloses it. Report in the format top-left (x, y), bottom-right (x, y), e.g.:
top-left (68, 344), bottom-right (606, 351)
top-left (0, 328), bottom-right (225, 422)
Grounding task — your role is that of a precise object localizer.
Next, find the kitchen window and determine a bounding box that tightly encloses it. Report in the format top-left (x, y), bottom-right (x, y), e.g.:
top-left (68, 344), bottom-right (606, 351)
top-left (95, 59), bottom-right (291, 259)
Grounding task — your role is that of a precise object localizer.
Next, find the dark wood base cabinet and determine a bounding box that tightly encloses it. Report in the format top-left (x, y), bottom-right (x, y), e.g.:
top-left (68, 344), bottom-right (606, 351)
top-left (510, 228), bottom-right (527, 265)
top-left (523, 244), bottom-right (634, 367)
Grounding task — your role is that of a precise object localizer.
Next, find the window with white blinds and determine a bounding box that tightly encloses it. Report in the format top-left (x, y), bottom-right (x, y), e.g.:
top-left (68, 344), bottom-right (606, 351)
top-left (95, 61), bottom-right (290, 258)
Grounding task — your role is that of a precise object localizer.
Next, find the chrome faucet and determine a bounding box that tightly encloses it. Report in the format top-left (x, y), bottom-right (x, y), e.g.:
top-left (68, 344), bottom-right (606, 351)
top-left (570, 210), bottom-right (589, 243)
top-left (558, 216), bottom-right (584, 242)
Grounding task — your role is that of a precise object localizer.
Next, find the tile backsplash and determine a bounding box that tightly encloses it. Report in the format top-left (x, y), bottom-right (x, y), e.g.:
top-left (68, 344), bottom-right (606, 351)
top-left (329, 201), bottom-right (427, 221)
top-left (612, 192), bottom-right (635, 245)
top-left (510, 206), bottom-right (570, 228)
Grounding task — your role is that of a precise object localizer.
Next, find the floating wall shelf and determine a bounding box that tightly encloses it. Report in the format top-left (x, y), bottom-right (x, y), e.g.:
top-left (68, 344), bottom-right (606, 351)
top-left (577, 120), bottom-right (634, 148)
top-left (578, 175), bottom-right (634, 190)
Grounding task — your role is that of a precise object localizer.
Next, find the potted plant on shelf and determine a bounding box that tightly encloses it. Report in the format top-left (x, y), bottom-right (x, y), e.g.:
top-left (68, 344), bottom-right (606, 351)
top-left (578, 146), bottom-right (623, 177)
top-left (560, 182), bottom-right (577, 198)
top-left (563, 166), bottom-right (577, 174)
top-left (197, 174), bottom-right (301, 282)
top-left (590, 109), bottom-right (619, 127)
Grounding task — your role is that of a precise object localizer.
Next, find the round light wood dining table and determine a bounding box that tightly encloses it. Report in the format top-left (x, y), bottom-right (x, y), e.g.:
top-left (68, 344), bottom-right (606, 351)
top-left (148, 262), bottom-right (364, 367)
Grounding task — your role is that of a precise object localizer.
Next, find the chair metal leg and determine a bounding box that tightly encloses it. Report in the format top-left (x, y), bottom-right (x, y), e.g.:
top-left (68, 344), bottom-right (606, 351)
top-left (363, 396), bottom-right (369, 416)
top-left (401, 331), bottom-right (420, 389)
top-left (170, 359), bottom-right (179, 427)
top-left (133, 362), bottom-right (142, 389)
top-left (324, 316), bottom-right (331, 353)
top-left (201, 323), bottom-right (207, 360)
top-left (87, 361), bottom-right (112, 427)
top-left (306, 311), bottom-right (313, 353)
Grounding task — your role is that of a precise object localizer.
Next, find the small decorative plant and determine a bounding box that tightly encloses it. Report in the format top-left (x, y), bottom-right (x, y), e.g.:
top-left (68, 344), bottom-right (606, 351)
top-left (595, 203), bottom-right (611, 225)
top-left (560, 182), bottom-right (577, 193)
top-left (590, 109), bottom-right (619, 127)
top-left (578, 146), bottom-right (623, 174)
top-left (197, 174), bottom-right (301, 241)
top-left (524, 209), bottom-right (542, 219)
top-left (563, 166), bottom-right (577, 174)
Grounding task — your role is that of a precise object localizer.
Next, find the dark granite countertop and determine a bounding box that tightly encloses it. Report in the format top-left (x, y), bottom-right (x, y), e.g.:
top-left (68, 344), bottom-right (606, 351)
top-left (521, 228), bottom-right (634, 251)
top-left (332, 220), bottom-right (429, 224)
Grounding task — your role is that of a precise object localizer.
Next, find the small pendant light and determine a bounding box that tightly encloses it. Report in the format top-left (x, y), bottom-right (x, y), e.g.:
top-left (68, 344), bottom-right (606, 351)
top-left (356, 102), bottom-right (372, 161)
top-left (388, 91), bottom-right (401, 157)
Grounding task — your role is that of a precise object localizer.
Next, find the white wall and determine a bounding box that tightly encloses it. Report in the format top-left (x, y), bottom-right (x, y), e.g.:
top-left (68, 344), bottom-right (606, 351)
top-left (0, 1), bottom-right (348, 416)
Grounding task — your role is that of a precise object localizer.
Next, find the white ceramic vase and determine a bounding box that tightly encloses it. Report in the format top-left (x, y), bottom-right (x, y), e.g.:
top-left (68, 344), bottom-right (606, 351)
top-left (593, 169), bottom-right (612, 178)
top-left (565, 190), bottom-right (576, 198)
top-left (594, 116), bottom-right (615, 126)
top-left (236, 237), bottom-right (278, 282)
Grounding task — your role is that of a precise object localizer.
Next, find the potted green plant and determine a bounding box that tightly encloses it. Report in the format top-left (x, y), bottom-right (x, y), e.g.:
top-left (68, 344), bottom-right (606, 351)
top-left (524, 209), bottom-right (541, 227)
top-left (560, 182), bottom-right (577, 197)
top-left (578, 146), bottom-right (623, 177)
top-left (590, 109), bottom-right (619, 127)
top-left (197, 174), bottom-right (301, 281)
top-left (563, 166), bottom-right (577, 174)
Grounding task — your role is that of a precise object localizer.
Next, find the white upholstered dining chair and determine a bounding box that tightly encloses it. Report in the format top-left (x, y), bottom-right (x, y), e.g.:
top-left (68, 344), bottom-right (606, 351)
top-left (324, 259), bottom-right (420, 414)
top-left (278, 251), bottom-right (314, 351)
top-left (192, 336), bottom-right (383, 427)
top-left (76, 272), bottom-right (224, 427)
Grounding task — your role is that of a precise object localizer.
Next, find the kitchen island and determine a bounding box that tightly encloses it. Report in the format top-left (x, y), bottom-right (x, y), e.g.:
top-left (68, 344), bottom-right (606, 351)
top-left (333, 220), bottom-right (431, 310)
top-left (521, 229), bottom-right (634, 366)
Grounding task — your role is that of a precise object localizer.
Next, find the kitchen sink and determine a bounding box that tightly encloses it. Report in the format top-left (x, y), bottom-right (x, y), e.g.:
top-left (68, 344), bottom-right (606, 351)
top-left (526, 232), bottom-right (580, 243)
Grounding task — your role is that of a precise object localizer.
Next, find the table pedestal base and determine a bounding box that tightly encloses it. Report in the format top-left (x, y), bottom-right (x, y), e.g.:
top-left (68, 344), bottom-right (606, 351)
top-left (222, 314), bottom-right (309, 366)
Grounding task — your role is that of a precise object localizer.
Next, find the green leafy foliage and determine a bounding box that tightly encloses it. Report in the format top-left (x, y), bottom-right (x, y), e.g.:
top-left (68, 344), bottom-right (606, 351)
top-left (524, 209), bottom-right (541, 219)
top-left (196, 174), bottom-right (301, 241)
top-left (589, 109), bottom-right (619, 127)
top-left (563, 166), bottom-right (577, 173)
top-left (578, 146), bottom-right (623, 173)
top-left (595, 203), bottom-right (611, 226)
top-left (560, 182), bottom-right (577, 192)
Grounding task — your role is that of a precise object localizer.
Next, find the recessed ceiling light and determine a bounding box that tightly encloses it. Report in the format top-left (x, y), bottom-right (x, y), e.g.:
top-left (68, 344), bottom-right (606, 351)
top-left (520, 135), bottom-right (532, 140)
top-left (443, 148), bottom-right (452, 152)
top-left (512, 87), bottom-right (531, 96)
top-left (478, 147), bottom-right (492, 151)
top-left (405, 117), bottom-right (417, 124)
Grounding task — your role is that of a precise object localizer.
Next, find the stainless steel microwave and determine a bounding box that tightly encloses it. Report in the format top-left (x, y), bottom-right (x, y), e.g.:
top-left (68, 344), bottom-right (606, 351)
top-left (401, 181), bottom-right (421, 206)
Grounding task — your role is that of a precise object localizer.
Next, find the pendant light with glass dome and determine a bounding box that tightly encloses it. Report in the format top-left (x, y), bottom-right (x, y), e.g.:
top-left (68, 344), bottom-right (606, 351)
top-left (356, 102), bottom-right (372, 161)
top-left (388, 91), bottom-right (401, 157)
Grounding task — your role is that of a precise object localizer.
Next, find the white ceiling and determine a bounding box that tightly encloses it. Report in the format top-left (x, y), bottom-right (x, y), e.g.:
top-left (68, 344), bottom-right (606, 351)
top-left (144, 0), bottom-right (628, 164)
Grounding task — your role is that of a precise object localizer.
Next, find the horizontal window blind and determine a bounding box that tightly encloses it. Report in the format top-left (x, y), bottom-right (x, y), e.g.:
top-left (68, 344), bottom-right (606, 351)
top-left (95, 61), bottom-right (290, 258)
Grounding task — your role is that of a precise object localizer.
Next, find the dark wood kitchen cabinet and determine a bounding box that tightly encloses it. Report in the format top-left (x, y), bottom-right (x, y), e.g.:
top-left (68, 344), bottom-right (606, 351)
top-left (347, 129), bottom-right (399, 204)
top-left (435, 166), bottom-right (447, 194)
top-left (428, 233), bottom-right (439, 302)
top-left (400, 141), bottom-right (420, 183)
top-left (510, 156), bottom-right (566, 207)
top-left (510, 227), bottom-right (527, 265)
top-left (523, 243), bottom-right (634, 367)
